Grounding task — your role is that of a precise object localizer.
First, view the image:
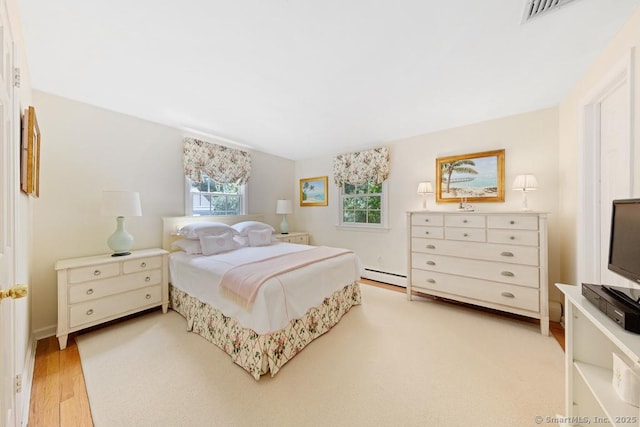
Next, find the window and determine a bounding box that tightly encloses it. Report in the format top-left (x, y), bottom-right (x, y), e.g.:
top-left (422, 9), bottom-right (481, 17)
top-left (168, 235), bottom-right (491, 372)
top-left (186, 174), bottom-right (245, 216)
top-left (340, 179), bottom-right (387, 227)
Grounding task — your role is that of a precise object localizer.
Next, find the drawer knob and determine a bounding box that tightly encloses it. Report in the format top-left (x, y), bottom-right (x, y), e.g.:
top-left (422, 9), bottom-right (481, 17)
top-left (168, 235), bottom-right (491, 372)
top-left (140, 262), bottom-right (147, 268)
top-left (425, 231), bottom-right (430, 235)
top-left (424, 219), bottom-right (429, 222)
top-left (463, 219), bottom-right (468, 223)
top-left (427, 279), bottom-right (436, 284)
top-left (500, 251), bottom-right (514, 257)
top-left (501, 292), bottom-right (515, 298)
top-left (86, 309), bottom-right (94, 315)
top-left (510, 220), bottom-right (515, 225)
top-left (93, 270), bottom-right (101, 276)
top-left (463, 233), bottom-right (469, 237)
top-left (145, 276), bottom-right (151, 282)
top-left (145, 294), bottom-right (152, 299)
top-left (509, 236), bottom-right (516, 240)
top-left (426, 261), bottom-right (436, 266)
top-left (501, 271), bottom-right (515, 277)
top-left (86, 288), bottom-right (94, 295)
top-left (426, 244), bottom-right (436, 249)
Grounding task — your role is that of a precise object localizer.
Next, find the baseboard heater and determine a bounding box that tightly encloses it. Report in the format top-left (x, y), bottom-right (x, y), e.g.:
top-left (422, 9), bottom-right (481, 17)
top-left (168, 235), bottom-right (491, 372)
top-left (361, 268), bottom-right (407, 287)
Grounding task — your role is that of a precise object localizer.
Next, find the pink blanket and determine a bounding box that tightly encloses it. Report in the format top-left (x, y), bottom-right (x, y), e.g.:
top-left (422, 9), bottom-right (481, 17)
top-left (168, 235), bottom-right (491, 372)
top-left (220, 246), bottom-right (353, 305)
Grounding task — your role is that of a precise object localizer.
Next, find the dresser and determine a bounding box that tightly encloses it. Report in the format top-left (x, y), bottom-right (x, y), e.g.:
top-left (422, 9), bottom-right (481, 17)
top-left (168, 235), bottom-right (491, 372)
top-left (273, 231), bottom-right (309, 244)
top-left (557, 284), bottom-right (640, 426)
top-left (407, 211), bottom-right (549, 335)
top-left (55, 248), bottom-right (169, 349)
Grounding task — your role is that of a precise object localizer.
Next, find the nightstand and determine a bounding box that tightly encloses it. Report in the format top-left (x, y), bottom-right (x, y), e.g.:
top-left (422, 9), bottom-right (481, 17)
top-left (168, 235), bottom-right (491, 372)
top-left (273, 232), bottom-right (309, 244)
top-left (55, 248), bottom-right (169, 349)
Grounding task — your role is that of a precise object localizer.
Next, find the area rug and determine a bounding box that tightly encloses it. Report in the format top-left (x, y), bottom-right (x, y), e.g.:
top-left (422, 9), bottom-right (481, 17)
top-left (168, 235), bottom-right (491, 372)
top-left (76, 284), bottom-right (564, 426)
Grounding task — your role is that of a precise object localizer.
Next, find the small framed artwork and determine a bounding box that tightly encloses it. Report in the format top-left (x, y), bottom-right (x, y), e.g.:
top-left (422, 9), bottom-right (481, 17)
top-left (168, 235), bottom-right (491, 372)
top-left (20, 106), bottom-right (41, 197)
top-left (300, 176), bottom-right (328, 206)
top-left (436, 149), bottom-right (505, 203)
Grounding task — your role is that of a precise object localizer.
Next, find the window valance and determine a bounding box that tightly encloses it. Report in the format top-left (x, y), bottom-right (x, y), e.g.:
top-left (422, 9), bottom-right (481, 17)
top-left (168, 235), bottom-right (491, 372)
top-left (333, 147), bottom-right (390, 186)
top-left (183, 137), bottom-right (252, 184)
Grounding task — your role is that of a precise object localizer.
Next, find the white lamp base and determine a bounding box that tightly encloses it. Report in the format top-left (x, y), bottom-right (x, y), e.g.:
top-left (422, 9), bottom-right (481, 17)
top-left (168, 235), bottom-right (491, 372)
top-left (280, 215), bottom-right (289, 234)
top-left (108, 216), bottom-right (134, 256)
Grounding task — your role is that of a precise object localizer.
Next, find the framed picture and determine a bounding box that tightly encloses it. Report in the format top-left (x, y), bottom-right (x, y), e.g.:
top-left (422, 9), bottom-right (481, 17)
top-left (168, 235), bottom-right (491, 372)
top-left (20, 106), bottom-right (41, 197)
top-left (300, 176), bottom-right (328, 206)
top-left (436, 149), bottom-right (505, 203)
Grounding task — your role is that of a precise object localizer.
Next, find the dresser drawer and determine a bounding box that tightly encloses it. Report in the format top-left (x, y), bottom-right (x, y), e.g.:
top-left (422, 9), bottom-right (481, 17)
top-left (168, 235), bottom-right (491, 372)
top-left (487, 229), bottom-right (539, 246)
top-left (411, 213), bottom-right (444, 227)
top-left (411, 253), bottom-right (540, 288)
top-left (412, 238), bottom-right (539, 266)
top-left (444, 215), bottom-right (485, 228)
top-left (444, 227), bottom-right (486, 242)
top-left (487, 215), bottom-right (538, 230)
top-left (123, 255), bottom-right (162, 274)
top-left (68, 269), bottom-right (162, 303)
top-left (411, 226), bottom-right (444, 239)
top-left (68, 263), bottom-right (120, 284)
top-left (69, 285), bottom-right (162, 328)
top-left (411, 269), bottom-right (540, 312)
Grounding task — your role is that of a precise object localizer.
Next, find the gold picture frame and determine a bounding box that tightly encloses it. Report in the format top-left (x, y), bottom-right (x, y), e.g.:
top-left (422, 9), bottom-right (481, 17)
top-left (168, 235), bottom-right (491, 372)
top-left (20, 106), bottom-right (41, 197)
top-left (436, 149), bottom-right (505, 203)
top-left (300, 176), bottom-right (328, 206)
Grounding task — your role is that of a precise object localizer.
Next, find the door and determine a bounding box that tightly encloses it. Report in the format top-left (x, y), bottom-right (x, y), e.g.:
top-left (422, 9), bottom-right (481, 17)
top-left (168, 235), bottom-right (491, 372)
top-left (0, 1), bottom-right (19, 425)
top-left (578, 50), bottom-right (633, 286)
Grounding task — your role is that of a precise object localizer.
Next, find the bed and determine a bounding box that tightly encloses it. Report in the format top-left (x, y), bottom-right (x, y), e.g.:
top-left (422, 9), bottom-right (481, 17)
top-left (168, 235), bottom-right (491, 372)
top-left (162, 215), bottom-right (363, 380)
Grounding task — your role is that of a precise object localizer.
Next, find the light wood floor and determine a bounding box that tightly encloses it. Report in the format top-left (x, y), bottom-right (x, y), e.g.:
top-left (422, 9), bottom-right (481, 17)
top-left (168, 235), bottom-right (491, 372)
top-left (28, 280), bottom-right (564, 427)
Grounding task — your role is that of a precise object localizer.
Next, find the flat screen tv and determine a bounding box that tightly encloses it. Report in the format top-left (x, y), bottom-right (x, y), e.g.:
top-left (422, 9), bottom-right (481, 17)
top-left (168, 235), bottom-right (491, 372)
top-left (608, 198), bottom-right (640, 285)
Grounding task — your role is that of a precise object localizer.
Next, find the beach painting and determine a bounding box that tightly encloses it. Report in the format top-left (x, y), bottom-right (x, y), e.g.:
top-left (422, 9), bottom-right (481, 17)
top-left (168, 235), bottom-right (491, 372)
top-left (436, 149), bottom-right (505, 203)
top-left (300, 176), bottom-right (328, 206)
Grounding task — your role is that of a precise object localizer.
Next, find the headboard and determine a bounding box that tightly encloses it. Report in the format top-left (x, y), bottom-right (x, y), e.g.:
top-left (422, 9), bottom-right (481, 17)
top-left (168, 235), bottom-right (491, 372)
top-left (162, 214), bottom-right (265, 251)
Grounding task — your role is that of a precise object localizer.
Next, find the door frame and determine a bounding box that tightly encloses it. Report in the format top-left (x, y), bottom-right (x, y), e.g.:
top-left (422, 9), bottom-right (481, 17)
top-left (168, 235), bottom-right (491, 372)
top-left (577, 48), bottom-right (634, 284)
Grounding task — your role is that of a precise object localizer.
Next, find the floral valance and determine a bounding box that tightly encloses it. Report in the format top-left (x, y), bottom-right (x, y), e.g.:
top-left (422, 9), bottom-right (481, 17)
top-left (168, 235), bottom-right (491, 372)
top-left (333, 147), bottom-right (390, 186)
top-left (183, 137), bottom-right (252, 184)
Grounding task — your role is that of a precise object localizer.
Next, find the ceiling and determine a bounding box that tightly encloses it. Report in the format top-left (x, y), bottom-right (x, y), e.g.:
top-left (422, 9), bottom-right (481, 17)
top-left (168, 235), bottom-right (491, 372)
top-left (17, 0), bottom-right (640, 160)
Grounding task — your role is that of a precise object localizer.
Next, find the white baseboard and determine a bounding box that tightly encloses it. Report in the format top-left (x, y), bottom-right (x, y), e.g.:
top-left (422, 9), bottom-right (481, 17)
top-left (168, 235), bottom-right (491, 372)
top-left (20, 334), bottom-right (37, 427)
top-left (361, 268), bottom-right (407, 287)
top-left (32, 324), bottom-right (56, 341)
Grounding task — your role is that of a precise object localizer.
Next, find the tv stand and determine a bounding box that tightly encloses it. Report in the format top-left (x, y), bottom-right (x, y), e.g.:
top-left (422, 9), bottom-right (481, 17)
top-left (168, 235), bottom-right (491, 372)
top-left (557, 284), bottom-right (640, 426)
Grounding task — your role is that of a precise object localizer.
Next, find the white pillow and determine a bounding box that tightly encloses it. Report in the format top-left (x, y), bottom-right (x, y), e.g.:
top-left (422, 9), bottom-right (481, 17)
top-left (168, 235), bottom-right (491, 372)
top-left (171, 239), bottom-right (202, 255)
top-left (247, 229), bottom-right (273, 247)
top-left (199, 232), bottom-right (236, 255)
top-left (231, 221), bottom-right (275, 236)
top-left (178, 222), bottom-right (238, 239)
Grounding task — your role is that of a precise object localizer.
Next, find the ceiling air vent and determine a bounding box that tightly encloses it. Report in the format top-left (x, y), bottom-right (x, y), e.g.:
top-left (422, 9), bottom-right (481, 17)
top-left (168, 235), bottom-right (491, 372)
top-left (522, 0), bottom-right (580, 23)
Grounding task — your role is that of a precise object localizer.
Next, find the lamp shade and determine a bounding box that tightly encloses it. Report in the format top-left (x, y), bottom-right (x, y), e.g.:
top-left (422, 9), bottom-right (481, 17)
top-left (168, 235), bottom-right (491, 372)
top-left (101, 191), bottom-right (142, 217)
top-left (512, 175), bottom-right (538, 191)
top-left (276, 199), bottom-right (293, 214)
top-left (417, 181), bottom-right (433, 195)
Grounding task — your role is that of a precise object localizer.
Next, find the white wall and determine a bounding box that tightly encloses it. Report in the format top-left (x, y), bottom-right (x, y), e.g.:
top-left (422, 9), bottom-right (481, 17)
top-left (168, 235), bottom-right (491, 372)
top-left (31, 91), bottom-right (295, 333)
top-left (295, 107), bottom-right (562, 302)
top-left (558, 6), bottom-right (640, 286)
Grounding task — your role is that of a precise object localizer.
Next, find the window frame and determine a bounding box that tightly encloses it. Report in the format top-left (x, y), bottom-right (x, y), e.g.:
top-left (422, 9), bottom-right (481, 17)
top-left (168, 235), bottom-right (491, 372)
top-left (184, 176), bottom-right (248, 216)
top-left (338, 180), bottom-right (388, 229)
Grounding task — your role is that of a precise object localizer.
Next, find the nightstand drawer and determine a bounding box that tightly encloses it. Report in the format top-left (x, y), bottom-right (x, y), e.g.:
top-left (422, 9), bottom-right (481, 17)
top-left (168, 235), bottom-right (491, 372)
top-left (69, 269), bottom-right (162, 303)
top-left (68, 263), bottom-right (120, 284)
top-left (123, 255), bottom-right (162, 273)
top-left (69, 285), bottom-right (162, 328)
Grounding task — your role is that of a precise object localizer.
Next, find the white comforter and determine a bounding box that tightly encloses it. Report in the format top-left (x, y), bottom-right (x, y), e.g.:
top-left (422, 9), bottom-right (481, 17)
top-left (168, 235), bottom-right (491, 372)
top-left (169, 242), bottom-right (362, 334)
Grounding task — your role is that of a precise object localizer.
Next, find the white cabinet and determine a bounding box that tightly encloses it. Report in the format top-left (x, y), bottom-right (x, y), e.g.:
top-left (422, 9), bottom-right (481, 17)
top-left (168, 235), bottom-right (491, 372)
top-left (407, 211), bottom-right (549, 335)
top-left (55, 248), bottom-right (169, 349)
top-left (557, 284), bottom-right (640, 426)
top-left (273, 232), bottom-right (309, 244)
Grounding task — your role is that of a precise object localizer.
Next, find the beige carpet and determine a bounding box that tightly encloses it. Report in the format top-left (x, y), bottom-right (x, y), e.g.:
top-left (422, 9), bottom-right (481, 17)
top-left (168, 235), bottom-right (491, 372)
top-left (76, 284), bottom-right (564, 427)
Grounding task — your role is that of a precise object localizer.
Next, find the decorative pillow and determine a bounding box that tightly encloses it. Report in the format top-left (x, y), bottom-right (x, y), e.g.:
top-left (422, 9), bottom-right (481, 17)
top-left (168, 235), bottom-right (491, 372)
top-left (199, 232), bottom-right (236, 255)
top-left (177, 222), bottom-right (238, 239)
top-left (171, 239), bottom-right (202, 255)
top-left (231, 221), bottom-right (275, 236)
top-left (247, 229), bottom-right (273, 247)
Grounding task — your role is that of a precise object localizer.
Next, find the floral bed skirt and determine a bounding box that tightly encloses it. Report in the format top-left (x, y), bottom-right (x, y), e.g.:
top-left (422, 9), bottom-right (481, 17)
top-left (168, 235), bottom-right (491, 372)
top-left (169, 281), bottom-right (362, 380)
